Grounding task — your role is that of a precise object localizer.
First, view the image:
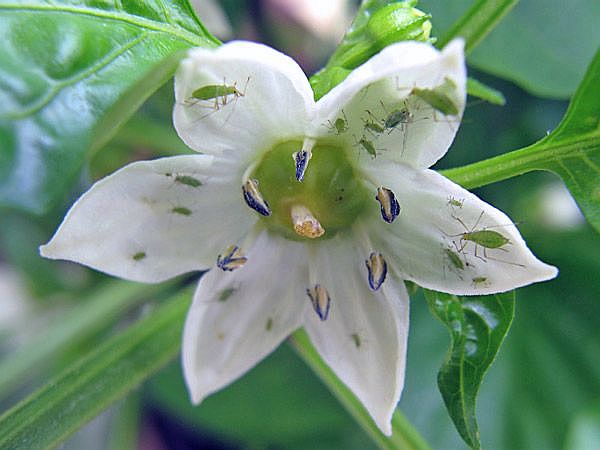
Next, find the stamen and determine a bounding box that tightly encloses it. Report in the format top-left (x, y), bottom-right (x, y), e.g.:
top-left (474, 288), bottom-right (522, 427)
top-left (365, 252), bottom-right (387, 290)
top-left (293, 138), bottom-right (315, 181)
top-left (375, 187), bottom-right (400, 223)
top-left (307, 284), bottom-right (331, 321)
top-left (242, 179), bottom-right (271, 216)
top-left (217, 245), bottom-right (247, 271)
top-left (291, 205), bottom-right (325, 238)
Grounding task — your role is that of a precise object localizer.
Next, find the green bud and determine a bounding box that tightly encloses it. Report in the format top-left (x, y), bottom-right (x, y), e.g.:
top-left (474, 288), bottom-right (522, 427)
top-left (367, 3), bottom-right (432, 49)
top-left (310, 0), bottom-right (436, 100)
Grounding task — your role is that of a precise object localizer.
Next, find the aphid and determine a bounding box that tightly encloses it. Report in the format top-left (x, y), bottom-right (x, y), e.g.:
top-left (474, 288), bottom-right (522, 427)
top-left (375, 187), bottom-right (401, 223)
top-left (447, 196), bottom-right (464, 209)
top-left (265, 317), bottom-right (273, 331)
top-left (132, 251), bottom-right (146, 261)
top-left (324, 111), bottom-right (349, 134)
top-left (411, 78), bottom-right (460, 116)
top-left (188, 78), bottom-right (247, 110)
top-left (218, 287), bottom-right (236, 302)
top-left (242, 179), bottom-right (271, 216)
top-left (362, 111), bottom-right (385, 136)
top-left (307, 284), bottom-right (331, 321)
top-left (217, 245), bottom-right (248, 271)
top-left (174, 175), bottom-right (202, 188)
top-left (171, 206), bottom-right (192, 216)
top-left (381, 104), bottom-right (411, 132)
top-left (353, 134), bottom-right (379, 158)
top-left (444, 247), bottom-right (464, 271)
top-left (365, 252), bottom-right (387, 290)
top-left (448, 212), bottom-right (524, 266)
top-left (471, 276), bottom-right (490, 288)
top-left (351, 333), bottom-right (361, 348)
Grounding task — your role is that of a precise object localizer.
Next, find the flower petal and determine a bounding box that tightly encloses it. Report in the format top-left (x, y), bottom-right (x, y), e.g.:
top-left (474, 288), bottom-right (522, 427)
top-left (40, 155), bottom-right (255, 283)
top-left (183, 231), bottom-right (308, 403)
top-left (312, 39), bottom-right (466, 169)
top-left (303, 237), bottom-right (409, 435)
top-left (364, 161), bottom-right (558, 295)
top-left (174, 41), bottom-right (315, 158)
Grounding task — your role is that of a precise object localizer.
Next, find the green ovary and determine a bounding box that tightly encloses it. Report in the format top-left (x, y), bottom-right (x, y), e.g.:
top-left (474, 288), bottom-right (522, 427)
top-left (252, 141), bottom-right (371, 240)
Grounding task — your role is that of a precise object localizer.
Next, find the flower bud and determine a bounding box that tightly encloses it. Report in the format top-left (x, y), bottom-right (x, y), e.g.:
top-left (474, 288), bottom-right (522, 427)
top-left (367, 3), bottom-right (432, 50)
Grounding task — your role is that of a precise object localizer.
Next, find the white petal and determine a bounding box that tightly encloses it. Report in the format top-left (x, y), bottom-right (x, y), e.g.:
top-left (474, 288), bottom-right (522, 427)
top-left (174, 41), bottom-right (315, 159)
top-left (40, 155), bottom-right (255, 283)
top-left (183, 231), bottom-right (308, 403)
top-left (312, 40), bottom-right (466, 169)
top-left (364, 162), bottom-right (558, 295)
top-left (303, 237), bottom-right (409, 435)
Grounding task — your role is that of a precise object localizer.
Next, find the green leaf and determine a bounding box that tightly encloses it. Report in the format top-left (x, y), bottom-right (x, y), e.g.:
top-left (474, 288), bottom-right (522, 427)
top-left (0, 280), bottom-right (174, 398)
top-left (435, 0), bottom-right (518, 53)
top-left (442, 48), bottom-right (600, 233)
top-left (0, 0), bottom-right (218, 215)
top-left (0, 289), bottom-right (191, 450)
top-left (423, 290), bottom-right (515, 450)
top-left (310, 0), bottom-right (433, 100)
top-left (466, 77), bottom-right (505, 105)
top-left (423, 0), bottom-right (600, 98)
top-left (291, 329), bottom-right (433, 450)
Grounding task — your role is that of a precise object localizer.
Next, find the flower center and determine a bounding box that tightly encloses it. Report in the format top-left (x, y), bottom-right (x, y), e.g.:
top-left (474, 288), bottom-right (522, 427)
top-left (251, 140), bottom-right (370, 240)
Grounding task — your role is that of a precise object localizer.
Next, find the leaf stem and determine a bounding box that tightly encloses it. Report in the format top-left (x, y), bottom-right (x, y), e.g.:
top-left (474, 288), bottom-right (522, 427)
top-left (290, 329), bottom-right (432, 450)
top-left (440, 135), bottom-right (598, 189)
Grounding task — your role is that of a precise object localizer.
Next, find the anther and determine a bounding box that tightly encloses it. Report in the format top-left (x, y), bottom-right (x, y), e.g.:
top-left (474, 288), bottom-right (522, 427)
top-left (217, 245), bottom-right (247, 271)
top-left (375, 187), bottom-right (400, 223)
top-left (365, 252), bottom-right (387, 290)
top-left (291, 205), bottom-right (325, 238)
top-left (242, 179), bottom-right (271, 216)
top-left (293, 150), bottom-right (310, 182)
top-left (293, 138), bottom-right (315, 181)
top-left (307, 284), bottom-right (331, 321)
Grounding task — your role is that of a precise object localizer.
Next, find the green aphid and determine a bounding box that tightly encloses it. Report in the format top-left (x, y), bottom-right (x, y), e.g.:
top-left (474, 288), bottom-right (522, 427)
top-left (326, 111), bottom-right (349, 134)
top-left (354, 135), bottom-right (377, 157)
top-left (471, 276), bottom-right (489, 287)
top-left (351, 333), bottom-right (361, 348)
top-left (445, 248), bottom-right (464, 270)
top-left (171, 206), bottom-right (192, 216)
top-left (462, 229), bottom-right (510, 249)
top-left (383, 107), bottom-right (410, 130)
top-left (363, 111), bottom-right (385, 135)
top-left (219, 287), bottom-right (235, 302)
top-left (265, 317), bottom-right (273, 331)
top-left (191, 83), bottom-right (243, 102)
top-left (447, 196), bottom-right (464, 208)
top-left (132, 251), bottom-right (146, 261)
top-left (412, 78), bottom-right (459, 116)
top-left (452, 212), bottom-right (511, 251)
top-left (174, 175), bottom-right (202, 188)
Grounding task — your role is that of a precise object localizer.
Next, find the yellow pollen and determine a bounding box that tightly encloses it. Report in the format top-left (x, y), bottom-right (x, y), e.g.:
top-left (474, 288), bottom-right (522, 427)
top-left (291, 205), bottom-right (325, 239)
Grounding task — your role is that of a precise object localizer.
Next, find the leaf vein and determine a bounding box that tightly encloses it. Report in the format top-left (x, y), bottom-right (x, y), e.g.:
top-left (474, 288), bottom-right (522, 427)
top-left (3, 31), bottom-right (149, 120)
top-left (0, 3), bottom-right (208, 47)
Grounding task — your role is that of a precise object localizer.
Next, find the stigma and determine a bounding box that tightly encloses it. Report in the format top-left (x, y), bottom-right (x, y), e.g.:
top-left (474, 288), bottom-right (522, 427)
top-left (291, 205), bottom-right (325, 239)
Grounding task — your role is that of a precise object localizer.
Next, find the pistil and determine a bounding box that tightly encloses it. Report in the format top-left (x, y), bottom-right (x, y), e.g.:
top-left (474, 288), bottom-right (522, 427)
top-left (291, 205), bottom-right (325, 239)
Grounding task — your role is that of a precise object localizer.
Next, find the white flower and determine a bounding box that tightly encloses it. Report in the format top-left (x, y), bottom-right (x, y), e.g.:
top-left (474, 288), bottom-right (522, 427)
top-left (40, 40), bottom-right (557, 435)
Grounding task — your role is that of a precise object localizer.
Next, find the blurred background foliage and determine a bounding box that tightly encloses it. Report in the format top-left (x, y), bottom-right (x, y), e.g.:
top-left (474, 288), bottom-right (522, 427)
top-left (0, 1), bottom-right (599, 449)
